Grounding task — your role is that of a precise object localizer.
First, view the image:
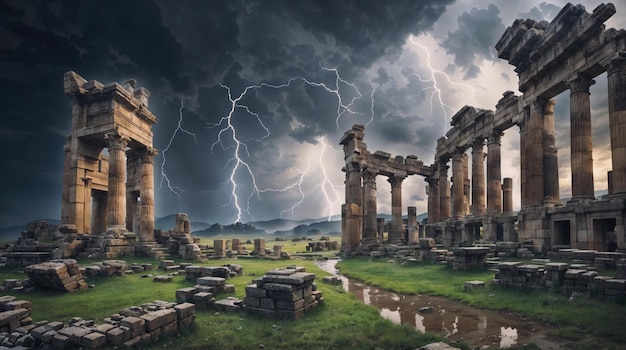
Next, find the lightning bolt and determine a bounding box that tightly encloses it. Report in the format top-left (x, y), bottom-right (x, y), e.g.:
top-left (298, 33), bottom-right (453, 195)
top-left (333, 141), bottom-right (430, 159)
top-left (208, 66), bottom-right (371, 223)
top-left (408, 36), bottom-right (477, 131)
top-left (316, 136), bottom-right (342, 221)
top-left (159, 98), bottom-right (197, 201)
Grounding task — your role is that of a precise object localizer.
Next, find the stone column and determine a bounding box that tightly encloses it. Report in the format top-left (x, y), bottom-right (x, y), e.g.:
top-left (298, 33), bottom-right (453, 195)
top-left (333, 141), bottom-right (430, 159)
top-left (502, 178), bottom-right (513, 213)
top-left (105, 131), bottom-right (129, 233)
top-left (361, 169), bottom-right (379, 247)
top-left (438, 160), bottom-right (451, 220)
top-left (518, 115), bottom-right (528, 208)
top-left (452, 151), bottom-right (465, 218)
top-left (471, 139), bottom-right (486, 216)
top-left (388, 175), bottom-right (406, 244)
top-left (426, 176), bottom-right (439, 223)
top-left (82, 177), bottom-right (92, 234)
top-left (340, 204), bottom-right (346, 251)
top-left (568, 75), bottom-right (595, 200)
top-left (344, 162), bottom-right (363, 252)
top-left (542, 98), bottom-right (559, 203)
top-left (139, 147), bottom-right (157, 242)
top-left (487, 132), bottom-right (503, 214)
top-left (607, 55), bottom-right (626, 195)
top-left (463, 153), bottom-right (470, 215)
top-left (407, 206), bottom-right (418, 244)
top-left (527, 99), bottom-right (545, 206)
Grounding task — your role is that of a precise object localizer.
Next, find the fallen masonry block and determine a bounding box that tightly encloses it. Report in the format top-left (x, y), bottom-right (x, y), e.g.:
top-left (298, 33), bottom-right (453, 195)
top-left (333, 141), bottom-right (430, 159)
top-left (24, 259), bottom-right (87, 292)
top-left (153, 275), bottom-right (174, 283)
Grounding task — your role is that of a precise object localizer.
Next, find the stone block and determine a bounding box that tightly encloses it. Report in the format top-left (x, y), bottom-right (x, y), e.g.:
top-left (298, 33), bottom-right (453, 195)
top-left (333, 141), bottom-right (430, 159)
top-left (245, 285), bottom-right (267, 298)
top-left (174, 303), bottom-right (196, 320)
top-left (51, 333), bottom-right (71, 349)
top-left (141, 309), bottom-right (177, 332)
top-left (276, 308), bottom-right (305, 320)
top-left (176, 287), bottom-right (198, 302)
top-left (269, 289), bottom-right (303, 302)
top-left (260, 298), bottom-right (276, 310)
top-left (464, 280), bottom-right (485, 292)
top-left (213, 297), bottom-right (242, 312)
top-left (262, 272), bottom-right (315, 285)
top-left (92, 323), bottom-right (115, 334)
top-left (81, 331), bottom-right (106, 348)
top-left (243, 297), bottom-right (260, 308)
top-left (565, 269), bottom-right (586, 279)
top-left (605, 279), bottom-right (626, 290)
top-left (196, 277), bottom-right (225, 287)
top-left (497, 262), bottom-right (523, 270)
top-left (106, 326), bottom-right (130, 345)
top-left (123, 336), bottom-right (142, 348)
top-left (161, 320), bottom-right (178, 335)
top-left (202, 266), bottom-right (230, 278)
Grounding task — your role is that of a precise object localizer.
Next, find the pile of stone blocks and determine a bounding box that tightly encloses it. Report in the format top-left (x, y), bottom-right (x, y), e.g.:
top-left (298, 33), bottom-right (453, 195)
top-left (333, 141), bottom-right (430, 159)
top-left (166, 233), bottom-right (203, 261)
top-left (175, 276), bottom-right (236, 309)
top-left (493, 261), bottom-right (626, 301)
top-left (243, 266), bottom-right (323, 320)
top-left (0, 296), bottom-right (32, 336)
top-left (0, 299), bottom-right (196, 349)
top-left (451, 247), bottom-right (490, 270)
top-left (305, 241), bottom-right (340, 252)
top-left (24, 259), bottom-right (87, 292)
top-left (494, 242), bottom-right (521, 258)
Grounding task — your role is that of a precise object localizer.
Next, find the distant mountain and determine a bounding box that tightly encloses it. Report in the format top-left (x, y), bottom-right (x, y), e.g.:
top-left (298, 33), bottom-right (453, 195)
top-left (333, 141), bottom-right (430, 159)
top-left (247, 216), bottom-right (340, 234)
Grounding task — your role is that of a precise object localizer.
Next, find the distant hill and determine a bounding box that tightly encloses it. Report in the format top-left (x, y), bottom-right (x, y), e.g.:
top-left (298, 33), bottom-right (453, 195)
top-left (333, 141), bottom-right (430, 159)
top-left (247, 216), bottom-right (340, 234)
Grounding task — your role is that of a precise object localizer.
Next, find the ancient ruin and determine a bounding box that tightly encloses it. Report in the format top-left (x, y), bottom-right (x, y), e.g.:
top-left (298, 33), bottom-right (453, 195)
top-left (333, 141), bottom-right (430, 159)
top-left (59, 71), bottom-right (158, 258)
top-left (340, 124), bottom-right (433, 254)
top-left (340, 3), bottom-right (626, 256)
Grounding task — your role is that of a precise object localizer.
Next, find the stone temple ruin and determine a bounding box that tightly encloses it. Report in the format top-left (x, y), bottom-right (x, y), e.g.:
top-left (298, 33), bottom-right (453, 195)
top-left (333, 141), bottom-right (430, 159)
top-left (340, 3), bottom-right (626, 256)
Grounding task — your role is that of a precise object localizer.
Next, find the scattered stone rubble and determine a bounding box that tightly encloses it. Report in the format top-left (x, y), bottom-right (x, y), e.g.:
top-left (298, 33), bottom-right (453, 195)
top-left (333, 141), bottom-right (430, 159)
top-left (493, 261), bottom-right (626, 301)
top-left (0, 297), bottom-right (195, 349)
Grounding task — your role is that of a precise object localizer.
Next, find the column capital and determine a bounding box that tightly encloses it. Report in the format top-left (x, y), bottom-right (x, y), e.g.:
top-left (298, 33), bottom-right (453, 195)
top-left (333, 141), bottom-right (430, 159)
top-left (362, 168), bottom-right (378, 183)
top-left (567, 74), bottom-right (595, 94)
top-left (487, 131), bottom-right (503, 146)
top-left (105, 131), bottom-right (130, 151)
top-left (472, 138), bottom-right (485, 151)
top-left (140, 147), bottom-right (159, 164)
top-left (387, 174), bottom-right (406, 188)
top-left (425, 176), bottom-right (438, 185)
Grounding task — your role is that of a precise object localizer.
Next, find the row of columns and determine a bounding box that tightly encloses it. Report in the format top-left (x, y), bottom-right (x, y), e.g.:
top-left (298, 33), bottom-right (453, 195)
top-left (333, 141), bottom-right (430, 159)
top-left (428, 131), bottom-right (506, 223)
top-left (102, 131), bottom-right (157, 241)
top-left (343, 162), bottom-right (410, 252)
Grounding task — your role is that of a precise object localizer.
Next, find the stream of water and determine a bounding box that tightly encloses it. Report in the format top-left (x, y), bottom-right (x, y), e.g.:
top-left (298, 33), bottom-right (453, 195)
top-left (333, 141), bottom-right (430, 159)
top-left (317, 258), bottom-right (567, 349)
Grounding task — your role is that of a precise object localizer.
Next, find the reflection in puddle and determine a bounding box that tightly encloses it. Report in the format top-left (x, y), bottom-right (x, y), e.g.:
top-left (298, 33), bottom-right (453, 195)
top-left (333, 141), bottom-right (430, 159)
top-left (317, 259), bottom-right (564, 349)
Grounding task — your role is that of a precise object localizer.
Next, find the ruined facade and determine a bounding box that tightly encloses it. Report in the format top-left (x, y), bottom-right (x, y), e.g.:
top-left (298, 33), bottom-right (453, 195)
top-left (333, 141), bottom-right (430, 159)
top-left (339, 124), bottom-right (433, 253)
top-left (60, 71), bottom-right (158, 242)
top-left (339, 3), bottom-right (626, 255)
top-left (427, 3), bottom-right (626, 253)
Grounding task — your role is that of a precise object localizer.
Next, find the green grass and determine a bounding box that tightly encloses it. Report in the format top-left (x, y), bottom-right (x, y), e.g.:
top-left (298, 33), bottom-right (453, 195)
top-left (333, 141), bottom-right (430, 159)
top-left (0, 258), bottom-right (451, 350)
top-left (337, 258), bottom-right (626, 349)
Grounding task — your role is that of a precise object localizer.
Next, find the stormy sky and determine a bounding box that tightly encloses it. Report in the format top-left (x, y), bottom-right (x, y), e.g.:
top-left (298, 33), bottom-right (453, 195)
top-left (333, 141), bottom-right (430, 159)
top-left (2, 0), bottom-right (626, 228)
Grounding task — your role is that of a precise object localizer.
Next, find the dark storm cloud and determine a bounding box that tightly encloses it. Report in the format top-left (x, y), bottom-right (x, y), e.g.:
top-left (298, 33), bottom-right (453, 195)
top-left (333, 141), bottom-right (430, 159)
top-left (518, 2), bottom-right (561, 21)
top-left (0, 0), bottom-right (456, 226)
top-left (440, 4), bottom-right (505, 79)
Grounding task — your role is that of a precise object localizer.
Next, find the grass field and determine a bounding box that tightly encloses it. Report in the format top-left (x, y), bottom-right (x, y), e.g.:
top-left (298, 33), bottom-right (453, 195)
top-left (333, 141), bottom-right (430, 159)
top-left (337, 257), bottom-right (626, 350)
top-left (0, 253), bottom-right (449, 350)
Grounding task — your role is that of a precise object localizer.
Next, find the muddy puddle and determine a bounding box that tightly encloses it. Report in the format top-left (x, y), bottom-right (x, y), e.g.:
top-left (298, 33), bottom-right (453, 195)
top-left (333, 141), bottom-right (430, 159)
top-left (317, 259), bottom-right (566, 349)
